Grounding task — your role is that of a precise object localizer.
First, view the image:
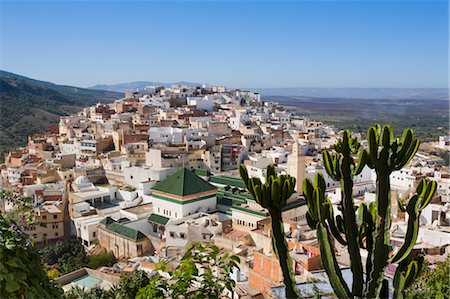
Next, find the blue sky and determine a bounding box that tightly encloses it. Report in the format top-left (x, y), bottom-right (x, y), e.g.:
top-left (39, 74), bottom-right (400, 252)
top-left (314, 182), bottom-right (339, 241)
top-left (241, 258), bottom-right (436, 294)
top-left (0, 1), bottom-right (448, 88)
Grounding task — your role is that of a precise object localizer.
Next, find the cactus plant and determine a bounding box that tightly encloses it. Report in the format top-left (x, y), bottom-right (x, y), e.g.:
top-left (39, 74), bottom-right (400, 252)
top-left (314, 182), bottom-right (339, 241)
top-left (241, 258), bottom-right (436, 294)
top-left (303, 125), bottom-right (437, 299)
top-left (240, 164), bottom-right (301, 299)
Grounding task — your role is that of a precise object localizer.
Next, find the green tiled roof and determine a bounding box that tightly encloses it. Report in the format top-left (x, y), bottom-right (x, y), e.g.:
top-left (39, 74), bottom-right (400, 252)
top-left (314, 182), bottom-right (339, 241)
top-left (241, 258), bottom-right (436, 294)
top-left (106, 222), bottom-right (146, 241)
top-left (231, 204), bottom-right (269, 217)
top-left (209, 176), bottom-right (245, 188)
top-left (99, 217), bottom-right (115, 225)
top-left (152, 168), bottom-right (217, 197)
top-left (193, 168), bottom-right (212, 177)
top-left (148, 213), bottom-right (170, 225)
top-left (282, 199), bottom-right (307, 211)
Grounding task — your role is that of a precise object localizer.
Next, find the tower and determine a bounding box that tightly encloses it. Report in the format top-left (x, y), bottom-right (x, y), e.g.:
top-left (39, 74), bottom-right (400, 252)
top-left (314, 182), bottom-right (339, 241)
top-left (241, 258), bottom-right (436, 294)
top-left (287, 142), bottom-right (305, 193)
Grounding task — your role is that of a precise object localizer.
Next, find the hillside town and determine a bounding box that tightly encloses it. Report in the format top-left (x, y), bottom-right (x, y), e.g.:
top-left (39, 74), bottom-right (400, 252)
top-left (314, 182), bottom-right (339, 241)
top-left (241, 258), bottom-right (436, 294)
top-left (1, 84), bottom-right (449, 298)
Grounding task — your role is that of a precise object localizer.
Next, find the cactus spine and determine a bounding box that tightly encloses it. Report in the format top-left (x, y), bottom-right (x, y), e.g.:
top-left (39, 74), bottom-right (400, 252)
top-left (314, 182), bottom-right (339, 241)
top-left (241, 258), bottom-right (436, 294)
top-left (303, 125), bottom-right (437, 298)
top-left (240, 164), bottom-right (301, 299)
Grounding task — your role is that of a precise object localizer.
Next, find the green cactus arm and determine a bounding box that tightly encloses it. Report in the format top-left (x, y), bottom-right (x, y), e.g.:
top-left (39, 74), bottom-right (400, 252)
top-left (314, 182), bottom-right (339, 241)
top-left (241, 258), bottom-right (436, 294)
top-left (353, 149), bottom-right (368, 176)
top-left (390, 195), bottom-right (419, 264)
top-left (393, 257), bottom-right (423, 299)
top-left (317, 223), bottom-right (351, 299)
top-left (393, 265), bottom-right (407, 299)
top-left (395, 129), bottom-right (413, 164)
top-left (381, 125), bottom-right (393, 147)
top-left (394, 138), bottom-right (420, 170)
top-left (266, 164), bottom-right (276, 181)
top-left (324, 200), bottom-right (347, 245)
top-left (392, 180), bottom-right (437, 264)
top-left (366, 170), bottom-right (392, 299)
top-left (367, 126), bottom-right (380, 166)
top-left (419, 180), bottom-right (437, 211)
top-left (338, 136), bottom-right (364, 297)
top-left (323, 151), bottom-right (336, 179)
top-left (397, 198), bottom-right (407, 213)
top-left (270, 209), bottom-right (301, 299)
top-left (240, 163), bottom-right (250, 185)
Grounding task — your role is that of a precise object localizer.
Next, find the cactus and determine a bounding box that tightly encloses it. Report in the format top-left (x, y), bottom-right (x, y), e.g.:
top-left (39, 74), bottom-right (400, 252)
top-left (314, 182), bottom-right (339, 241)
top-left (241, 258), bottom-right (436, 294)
top-left (303, 125), bottom-right (437, 299)
top-left (240, 164), bottom-right (301, 299)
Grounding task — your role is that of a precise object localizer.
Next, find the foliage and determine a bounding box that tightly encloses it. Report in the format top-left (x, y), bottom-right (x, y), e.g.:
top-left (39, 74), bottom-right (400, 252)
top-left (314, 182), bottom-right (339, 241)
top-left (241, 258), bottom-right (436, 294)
top-left (115, 270), bottom-right (149, 299)
top-left (404, 256), bottom-right (450, 299)
top-left (40, 240), bottom-right (89, 275)
top-left (64, 286), bottom-right (116, 299)
top-left (240, 163), bottom-right (300, 298)
top-left (0, 70), bottom-right (121, 161)
top-left (303, 125), bottom-right (437, 299)
top-left (137, 242), bottom-right (240, 299)
top-left (0, 189), bottom-right (63, 298)
top-left (88, 251), bottom-right (118, 270)
top-left (47, 268), bottom-right (61, 279)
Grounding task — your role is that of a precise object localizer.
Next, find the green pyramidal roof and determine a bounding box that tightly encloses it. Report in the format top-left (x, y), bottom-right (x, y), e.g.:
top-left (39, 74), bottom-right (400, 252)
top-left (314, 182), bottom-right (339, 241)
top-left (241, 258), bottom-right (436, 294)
top-left (152, 168), bottom-right (217, 197)
top-left (106, 222), bottom-right (146, 241)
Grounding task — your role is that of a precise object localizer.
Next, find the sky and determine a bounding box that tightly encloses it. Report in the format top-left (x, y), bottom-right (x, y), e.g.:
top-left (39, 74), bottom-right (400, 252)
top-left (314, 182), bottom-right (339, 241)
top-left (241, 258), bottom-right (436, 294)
top-left (0, 1), bottom-right (448, 88)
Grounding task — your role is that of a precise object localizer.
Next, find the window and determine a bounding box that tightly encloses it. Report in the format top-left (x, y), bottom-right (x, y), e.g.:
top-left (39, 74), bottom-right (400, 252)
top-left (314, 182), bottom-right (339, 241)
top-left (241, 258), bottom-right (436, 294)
top-left (169, 231), bottom-right (175, 238)
top-left (93, 232), bottom-right (96, 238)
top-left (42, 215), bottom-right (47, 220)
top-left (53, 215), bottom-right (58, 219)
top-left (55, 232), bottom-right (58, 237)
top-left (180, 233), bottom-right (186, 239)
top-left (153, 225), bottom-right (157, 233)
top-left (33, 234), bottom-right (37, 239)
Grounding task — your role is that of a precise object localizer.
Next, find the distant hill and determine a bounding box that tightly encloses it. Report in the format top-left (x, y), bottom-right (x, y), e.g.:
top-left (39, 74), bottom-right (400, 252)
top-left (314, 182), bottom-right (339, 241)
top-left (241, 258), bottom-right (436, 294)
top-left (0, 71), bottom-right (122, 159)
top-left (90, 81), bottom-right (201, 92)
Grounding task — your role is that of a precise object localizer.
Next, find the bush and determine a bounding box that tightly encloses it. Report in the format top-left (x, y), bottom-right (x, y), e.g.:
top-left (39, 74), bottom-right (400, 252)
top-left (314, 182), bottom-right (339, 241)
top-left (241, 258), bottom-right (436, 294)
top-left (405, 256), bottom-right (450, 299)
top-left (47, 268), bottom-right (60, 279)
top-left (0, 190), bottom-right (63, 298)
top-left (88, 251), bottom-right (118, 269)
top-left (40, 240), bottom-right (89, 274)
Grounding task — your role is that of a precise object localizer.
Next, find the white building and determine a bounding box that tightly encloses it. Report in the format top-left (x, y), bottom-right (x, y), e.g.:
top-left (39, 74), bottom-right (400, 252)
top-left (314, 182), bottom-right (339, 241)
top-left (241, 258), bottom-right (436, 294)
top-left (150, 168), bottom-right (217, 220)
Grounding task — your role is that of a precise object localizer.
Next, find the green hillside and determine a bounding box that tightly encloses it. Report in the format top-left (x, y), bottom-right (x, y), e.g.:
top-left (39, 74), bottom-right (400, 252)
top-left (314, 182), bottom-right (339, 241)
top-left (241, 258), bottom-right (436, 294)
top-left (0, 71), bottom-right (122, 161)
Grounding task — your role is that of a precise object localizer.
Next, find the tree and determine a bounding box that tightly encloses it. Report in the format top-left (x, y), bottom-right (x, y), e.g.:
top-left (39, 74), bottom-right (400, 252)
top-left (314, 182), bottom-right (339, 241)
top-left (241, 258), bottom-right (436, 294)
top-left (0, 189), bottom-right (63, 298)
top-left (64, 286), bottom-right (115, 299)
top-left (115, 270), bottom-right (149, 299)
top-left (88, 251), bottom-right (118, 270)
top-left (40, 240), bottom-right (89, 275)
top-left (137, 242), bottom-right (240, 299)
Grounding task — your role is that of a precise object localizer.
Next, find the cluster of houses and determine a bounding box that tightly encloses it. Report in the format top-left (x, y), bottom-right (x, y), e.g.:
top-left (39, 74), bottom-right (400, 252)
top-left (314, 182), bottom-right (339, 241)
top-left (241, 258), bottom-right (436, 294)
top-left (1, 84), bottom-right (449, 298)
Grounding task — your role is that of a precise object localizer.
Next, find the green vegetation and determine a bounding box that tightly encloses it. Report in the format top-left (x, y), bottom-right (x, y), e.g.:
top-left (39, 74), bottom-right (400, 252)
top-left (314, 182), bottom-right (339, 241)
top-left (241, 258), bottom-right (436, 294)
top-left (88, 252), bottom-right (118, 270)
top-left (303, 125), bottom-right (437, 299)
top-left (137, 242), bottom-right (240, 299)
top-left (0, 70), bottom-right (121, 162)
top-left (0, 189), bottom-right (63, 298)
top-left (405, 256), bottom-right (450, 299)
top-left (240, 164), bottom-right (300, 298)
top-left (275, 96), bottom-right (448, 143)
top-left (115, 270), bottom-right (149, 299)
top-left (64, 270), bottom-right (149, 299)
top-left (41, 241), bottom-right (119, 276)
top-left (41, 240), bottom-right (90, 275)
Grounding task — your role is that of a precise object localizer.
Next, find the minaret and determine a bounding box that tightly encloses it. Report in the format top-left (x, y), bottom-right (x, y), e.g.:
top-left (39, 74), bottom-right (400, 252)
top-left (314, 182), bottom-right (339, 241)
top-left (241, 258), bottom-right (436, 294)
top-left (287, 142), bottom-right (305, 193)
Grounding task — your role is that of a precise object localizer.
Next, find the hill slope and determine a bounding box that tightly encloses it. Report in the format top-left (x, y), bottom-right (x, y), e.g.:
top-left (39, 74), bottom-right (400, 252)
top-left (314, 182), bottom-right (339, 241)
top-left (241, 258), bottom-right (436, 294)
top-left (0, 71), bottom-right (122, 158)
